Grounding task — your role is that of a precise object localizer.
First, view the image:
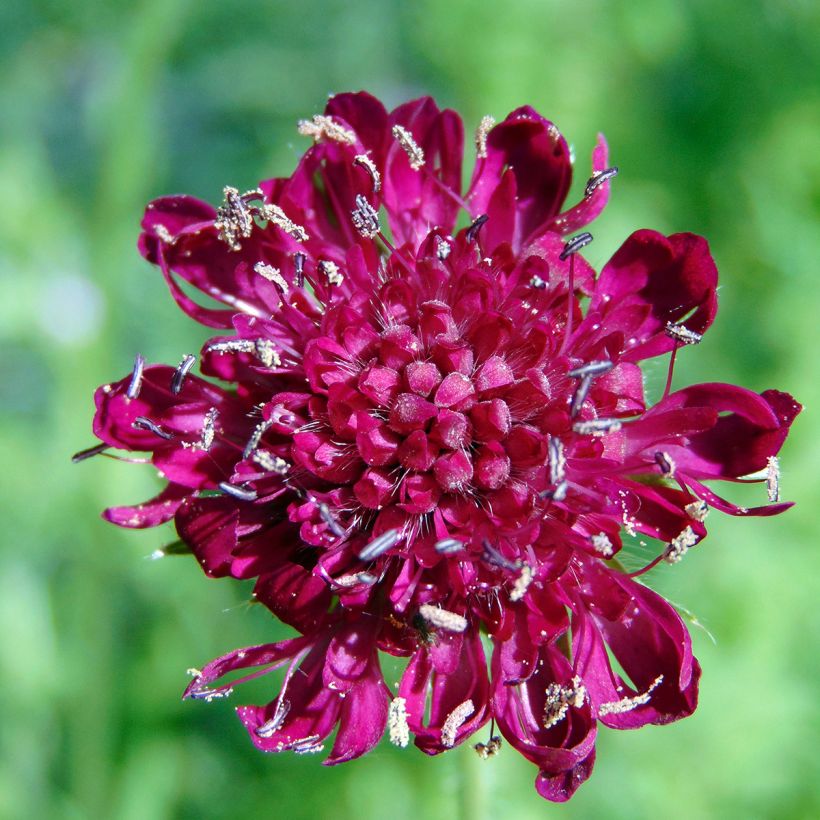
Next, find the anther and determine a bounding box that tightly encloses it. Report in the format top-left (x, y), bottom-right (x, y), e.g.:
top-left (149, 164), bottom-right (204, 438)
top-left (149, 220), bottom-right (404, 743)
top-left (243, 418), bottom-right (274, 460)
top-left (351, 194), bottom-right (380, 239)
top-left (435, 236), bottom-right (452, 261)
top-left (482, 539), bottom-right (521, 571)
top-left (664, 525), bottom-right (699, 563)
top-left (196, 407), bottom-right (218, 451)
top-left (509, 564), bottom-right (534, 602)
top-left (133, 416), bottom-right (174, 440)
top-left (318, 502), bottom-right (346, 538)
top-left (388, 697), bottom-right (410, 748)
top-left (418, 604), bottom-right (468, 633)
top-left (171, 354), bottom-right (196, 395)
top-left (685, 499), bottom-right (709, 522)
top-left (293, 252), bottom-right (305, 288)
top-left (252, 450), bottom-right (289, 475)
top-left (568, 360), bottom-right (614, 378)
top-left (598, 675), bottom-right (663, 716)
top-left (591, 533), bottom-right (614, 557)
top-left (255, 699), bottom-right (291, 738)
top-left (466, 213), bottom-right (488, 244)
top-left (189, 686), bottom-right (233, 702)
top-left (434, 537), bottom-right (465, 555)
top-left (584, 166), bottom-right (619, 197)
top-left (126, 353), bottom-right (145, 400)
top-left (353, 154), bottom-right (381, 193)
top-left (474, 736), bottom-right (502, 759)
top-left (441, 699), bottom-right (475, 747)
top-left (572, 418), bottom-right (623, 436)
top-left (218, 482), bottom-right (258, 502)
top-left (530, 274), bottom-right (547, 289)
top-left (358, 528), bottom-right (400, 561)
top-left (291, 735), bottom-right (324, 755)
top-left (318, 259), bottom-right (344, 287)
top-left (559, 232), bottom-right (593, 260)
top-left (543, 676), bottom-right (587, 729)
top-left (259, 204), bottom-right (309, 242)
top-left (664, 322), bottom-right (702, 345)
top-left (548, 437), bottom-right (566, 485)
top-left (539, 480), bottom-right (569, 503)
top-left (214, 186), bottom-right (256, 251)
top-left (654, 451), bottom-right (675, 476)
top-left (569, 374), bottom-right (593, 418)
top-left (391, 124), bottom-right (425, 169)
top-left (298, 114), bottom-right (356, 145)
top-left (71, 443), bottom-right (109, 463)
top-left (474, 115), bottom-right (495, 159)
top-left (254, 262), bottom-right (289, 295)
top-left (766, 455), bottom-right (780, 502)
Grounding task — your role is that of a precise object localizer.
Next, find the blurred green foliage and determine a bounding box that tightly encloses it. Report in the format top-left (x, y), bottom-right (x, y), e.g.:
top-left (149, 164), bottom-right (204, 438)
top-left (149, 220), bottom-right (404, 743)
top-left (1, 1), bottom-right (818, 818)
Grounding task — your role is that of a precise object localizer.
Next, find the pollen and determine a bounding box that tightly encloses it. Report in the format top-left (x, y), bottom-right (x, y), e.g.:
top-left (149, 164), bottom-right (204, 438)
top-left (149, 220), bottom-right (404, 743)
top-left (392, 124), bottom-right (425, 170)
top-left (297, 114), bottom-right (356, 145)
top-left (591, 533), bottom-right (614, 557)
top-left (664, 525), bottom-right (699, 563)
top-left (598, 675), bottom-right (663, 716)
top-left (418, 604), bottom-right (468, 633)
top-left (319, 259), bottom-right (344, 287)
top-left (510, 564), bottom-right (534, 602)
top-left (766, 455), bottom-right (780, 502)
top-left (685, 500), bottom-right (709, 522)
top-left (388, 697), bottom-right (410, 748)
top-left (474, 115), bottom-right (495, 159)
top-left (665, 322), bottom-right (703, 345)
top-left (254, 262), bottom-right (289, 295)
top-left (214, 186), bottom-right (257, 251)
top-left (253, 450), bottom-right (289, 475)
top-left (543, 676), bottom-right (587, 729)
top-left (441, 699), bottom-right (475, 747)
top-left (353, 154), bottom-right (381, 193)
top-left (259, 203), bottom-right (309, 242)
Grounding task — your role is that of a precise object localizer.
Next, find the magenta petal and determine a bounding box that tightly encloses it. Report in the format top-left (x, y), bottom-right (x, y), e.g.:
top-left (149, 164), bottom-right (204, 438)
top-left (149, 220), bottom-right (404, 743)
top-left (103, 483), bottom-right (189, 529)
top-left (175, 496), bottom-right (239, 578)
top-left (535, 751), bottom-right (596, 803)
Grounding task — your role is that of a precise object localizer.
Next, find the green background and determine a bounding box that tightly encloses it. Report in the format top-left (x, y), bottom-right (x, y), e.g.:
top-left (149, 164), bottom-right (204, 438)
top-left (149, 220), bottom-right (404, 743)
top-left (1, 1), bottom-right (818, 818)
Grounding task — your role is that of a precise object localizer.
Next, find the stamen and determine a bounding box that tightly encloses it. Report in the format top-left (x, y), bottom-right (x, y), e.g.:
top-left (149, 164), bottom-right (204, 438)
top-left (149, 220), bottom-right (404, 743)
top-left (291, 735), bottom-right (324, 755)
top-left (441, 699), bottom-right (475, 748)
top-left (252, 450), bottom-right (289, 475)
top-left (434, 537), bottom-right (465, 555)
top-left (318, 259), bottom-right (344, 287)
top-left (598, 675), bottom-right (663, 716)
top-left (133, 416), bottom-right (174, 440)
top-left (654, 451), bottom-right (675, 476)
top-left (318, 502), bottom-right (346, 538)
top-left (540, 480), bottom-right (568, 503)
top-left (548, 437), bottom-right (566, 485)
top-left (196, 407), bottom-right (218, 451)
top-left (435, 236), bottom-right (452, 261)
top-left (569, 374), bottom-right (594, 418)
top-left (664, 525), bottom-right (699, 563)
top-left (218, 482), bottom-right (258, 502)
top-left (766, 455), bottom-right (780, 502)
top-left (664, 322), bottom-right (702, 345)
top-left (189, 685), bottom-right (233, 702)
top-left (509, 564), bottom-right (534, 602)
top-left (591, 532), bottom-right (614, 557)
top-left (243, 418), bottom-right (274, 459)
top-left (358, 528), bottom-right (400, 561)
top-left (474, 735), bottom-right (502, 759)
top-left (171, 354), bottom-right (196, 395)
top-left (584, 166), bottom-right (619, 197)
top-left (388, 697), bottom-right (410, 748)
top-left (391, 124), bottom-right (425, 169)
top-left (206, 339), bottom-right (281, 368)
top-left (298, 114), bottom-right (356, 145)
top-left (418, 604), bottom-right (468, 633)
top-left (474, 115), bottom-right (495, 159)
top-left (254, 262), bottom-right (289, 295)
top-left (568, 360), bottom-right (614, 378)
top-left (543, 676), bottom-right (587, 729)
top-left (529, 274), bottom-right (546, 290)
top-left (71, 443), bottom-right (108, 463)
top-left (482, 539), bottom-right (521, 571)
top-left (353, 154), bottom-right (381, 193)
top-left (559, 231), bottom-right (593, 260)
top-left (126, 353), bottom-right (146, 400)
top-left (351, 194), bottom-right (380, 239)
top-left (572, 418), bottom-right (623, 436)
top-left (259, 203), bottom-right (309, 242)
top-left (685, 499), bottom-right (709, 522)
top-left (214, 186), bottom-right (256, 251)
top-left (466, 213), bottom-right (488, 243)
top-left (293, 252), bottom-right (306, 288)
top-left (255, 699), bottom-right (291, 738)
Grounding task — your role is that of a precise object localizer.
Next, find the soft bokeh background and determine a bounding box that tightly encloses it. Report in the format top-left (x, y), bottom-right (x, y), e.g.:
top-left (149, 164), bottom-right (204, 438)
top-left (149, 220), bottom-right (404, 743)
top-left (1, 1), bottom-right (818, 818)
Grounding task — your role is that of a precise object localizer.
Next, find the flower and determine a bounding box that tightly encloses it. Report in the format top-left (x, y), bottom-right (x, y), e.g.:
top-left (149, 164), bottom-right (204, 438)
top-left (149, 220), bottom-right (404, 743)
top-left (85, 92), bottom-right (800, 801)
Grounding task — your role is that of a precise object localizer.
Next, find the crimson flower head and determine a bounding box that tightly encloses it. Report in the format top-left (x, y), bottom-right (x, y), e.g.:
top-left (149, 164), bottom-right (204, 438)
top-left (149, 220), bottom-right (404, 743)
top-left (84, 92), bottom-right (800, 801)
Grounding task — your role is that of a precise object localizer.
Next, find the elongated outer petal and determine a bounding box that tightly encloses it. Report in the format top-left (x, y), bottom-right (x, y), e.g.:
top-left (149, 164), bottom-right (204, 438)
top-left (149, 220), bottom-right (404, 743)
top-left (469, 106), bottom-right (572, 252)
top-left (103, 483), bottom-right (189, 529)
